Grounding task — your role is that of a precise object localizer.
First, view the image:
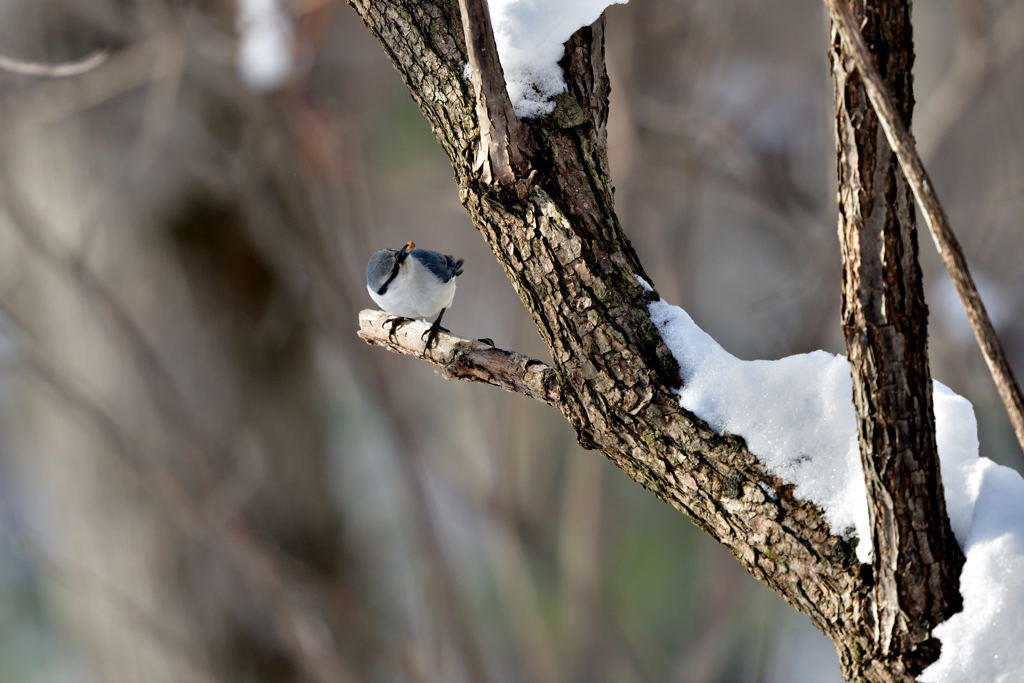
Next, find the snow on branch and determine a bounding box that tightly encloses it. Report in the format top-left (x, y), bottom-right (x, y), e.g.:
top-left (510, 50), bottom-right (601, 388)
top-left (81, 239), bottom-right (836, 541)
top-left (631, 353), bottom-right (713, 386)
top-left (357, 309), bottom-right (561, 405)
top-left (489, 0), bottom-right (628, 117)
top-left (646, 293), bottom-right (1024, 682)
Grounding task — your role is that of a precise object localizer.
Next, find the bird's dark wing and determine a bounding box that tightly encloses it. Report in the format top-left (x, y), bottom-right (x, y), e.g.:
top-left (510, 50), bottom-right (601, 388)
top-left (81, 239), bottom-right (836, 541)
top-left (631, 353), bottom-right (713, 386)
top-left (412, 249), bottom-right (463, 282)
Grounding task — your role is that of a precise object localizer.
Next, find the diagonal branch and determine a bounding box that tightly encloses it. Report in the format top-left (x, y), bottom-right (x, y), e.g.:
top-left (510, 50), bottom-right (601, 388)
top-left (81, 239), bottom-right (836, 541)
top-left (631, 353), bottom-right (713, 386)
top-left (346, 2), bottom-right (930, 678)
top-left (825, 0), bottom-right (1024, 454)
top-left (457, 0), bottom-right (530, 184)
top-left (357, 310), bottom-right (562, 405)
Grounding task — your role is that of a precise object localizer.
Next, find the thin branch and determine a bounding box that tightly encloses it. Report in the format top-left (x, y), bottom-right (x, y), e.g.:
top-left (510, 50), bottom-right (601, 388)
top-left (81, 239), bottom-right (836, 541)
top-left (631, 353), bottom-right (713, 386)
top-left (0, 49), bottom-right (109, 77)
top-left (825, 0), bottom-right (1024, 454)
top-left (357, 309), bottom-right (561, 406)
top-left (457, 0), bottom-right (529, 184)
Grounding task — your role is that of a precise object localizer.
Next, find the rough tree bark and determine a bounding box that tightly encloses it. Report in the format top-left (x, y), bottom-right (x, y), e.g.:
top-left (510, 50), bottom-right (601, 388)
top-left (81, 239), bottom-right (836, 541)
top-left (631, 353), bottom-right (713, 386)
top-left (826, 0), bottom-right (1024, 454)
top-left (349, 1), bottom-right (962, 679)
top-left (830, 0), bottom-right (964, 677)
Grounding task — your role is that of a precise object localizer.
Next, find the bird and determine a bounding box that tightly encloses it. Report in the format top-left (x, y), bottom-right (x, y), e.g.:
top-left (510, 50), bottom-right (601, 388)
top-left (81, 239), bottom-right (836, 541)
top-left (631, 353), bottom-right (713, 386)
top-left (366, 241), bottom-right (463, 349)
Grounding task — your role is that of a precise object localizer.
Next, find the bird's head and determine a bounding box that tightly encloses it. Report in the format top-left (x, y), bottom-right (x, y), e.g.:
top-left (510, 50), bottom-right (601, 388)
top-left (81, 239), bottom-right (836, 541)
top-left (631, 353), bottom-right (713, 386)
top-left (367, 241), bottom-right (416, 295)
top-left (395, 241), bottom-right (415, 261)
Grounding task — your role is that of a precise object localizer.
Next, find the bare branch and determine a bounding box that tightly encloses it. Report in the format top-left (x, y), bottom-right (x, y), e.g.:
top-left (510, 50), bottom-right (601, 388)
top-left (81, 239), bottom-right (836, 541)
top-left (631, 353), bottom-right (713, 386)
top-left (457, 0), bottom-right (529, 184)
top-left (357, 309), bottom-right (561, 406)
top-left (825, 0), bottom-right (1024, 454)
top-left (0, 49), bottom-right (109, 77)
top-left (830, 1), bottom-right (963, 673)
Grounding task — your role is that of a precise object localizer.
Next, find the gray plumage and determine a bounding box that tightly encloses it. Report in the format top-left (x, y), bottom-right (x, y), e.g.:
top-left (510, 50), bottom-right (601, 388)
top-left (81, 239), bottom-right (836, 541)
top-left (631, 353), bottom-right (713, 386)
top-left (366, 244), bottom-right (463, 321)
top-left (366, 249), bottom-right (402, 295)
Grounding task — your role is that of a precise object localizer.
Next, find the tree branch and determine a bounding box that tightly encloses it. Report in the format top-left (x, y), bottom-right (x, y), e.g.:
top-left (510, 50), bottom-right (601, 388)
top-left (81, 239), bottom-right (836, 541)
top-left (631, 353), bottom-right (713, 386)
top-left (0, 49), bottom-right (109, 77)
top-left (457, 0), bottom-right (530, 184)
top-left (830, 1), bottom-right (964, 675)
top-left (825, 0), bottom-right (1024, 454)
top-left (346, 2), bottom-right (936, 678)
top-left (357, 309), bottom-right (562, 405)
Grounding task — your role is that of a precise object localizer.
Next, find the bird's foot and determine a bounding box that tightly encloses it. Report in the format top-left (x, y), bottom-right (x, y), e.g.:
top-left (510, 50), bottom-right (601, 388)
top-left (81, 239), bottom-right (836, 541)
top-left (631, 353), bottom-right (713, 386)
top-left (420, 308), bottom-right (450, 351)
top-left (476, 337), bottom-right (495, 346)
top-left (382, 316), bottom-right (413, 342)
top-left (420, 323), bottom-right (449, 351)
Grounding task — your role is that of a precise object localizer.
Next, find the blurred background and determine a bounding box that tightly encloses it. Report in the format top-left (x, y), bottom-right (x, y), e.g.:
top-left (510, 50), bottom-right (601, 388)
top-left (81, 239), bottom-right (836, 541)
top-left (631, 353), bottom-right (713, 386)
top-left (0, 0), bottom-right (1021, 681)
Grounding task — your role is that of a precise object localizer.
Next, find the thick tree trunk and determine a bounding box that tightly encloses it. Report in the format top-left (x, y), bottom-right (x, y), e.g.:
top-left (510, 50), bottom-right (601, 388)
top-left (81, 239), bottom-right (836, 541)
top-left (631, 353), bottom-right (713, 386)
top-left (831, 0), bottom-right (964, 676)
top-left (347, 1), bottom-right (963, 679)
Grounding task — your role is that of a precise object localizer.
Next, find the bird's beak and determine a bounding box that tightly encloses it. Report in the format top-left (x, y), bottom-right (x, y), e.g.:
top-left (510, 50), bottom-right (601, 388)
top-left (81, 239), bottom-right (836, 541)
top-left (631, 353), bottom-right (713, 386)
top-left (393, 242), bottom-right (414, 264)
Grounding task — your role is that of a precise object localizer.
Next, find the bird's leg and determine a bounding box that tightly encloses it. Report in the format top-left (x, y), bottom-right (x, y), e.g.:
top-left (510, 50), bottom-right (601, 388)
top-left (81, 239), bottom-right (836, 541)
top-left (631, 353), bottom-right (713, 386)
top-left (421, 308), bottom-right (449, 350)
top-left (382, 315), bottom-right (413, 342)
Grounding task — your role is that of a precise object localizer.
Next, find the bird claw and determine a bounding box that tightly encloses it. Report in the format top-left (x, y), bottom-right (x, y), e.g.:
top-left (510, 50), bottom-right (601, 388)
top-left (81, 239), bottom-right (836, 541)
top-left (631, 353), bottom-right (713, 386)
top-left (420, 324), bottom-right (449, 350)
top-left (382, 316), bottom-right (412, 342)
top-left (476, 337), bottom-right (495, 347)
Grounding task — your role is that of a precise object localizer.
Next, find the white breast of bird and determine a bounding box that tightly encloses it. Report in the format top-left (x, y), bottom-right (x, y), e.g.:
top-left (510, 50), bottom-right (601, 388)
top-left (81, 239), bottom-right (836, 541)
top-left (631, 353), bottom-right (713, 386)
top-left (367, 254), bottom-right (457, 319)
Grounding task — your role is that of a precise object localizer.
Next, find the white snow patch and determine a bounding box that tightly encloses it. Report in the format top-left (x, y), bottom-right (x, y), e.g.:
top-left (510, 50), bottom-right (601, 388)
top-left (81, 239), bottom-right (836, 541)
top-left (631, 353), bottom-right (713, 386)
top-left (648, 298), bottom-right (869, 555)
top-left (236, 0), bottom-right (294, 92)
top-left (489, 0), bottom-right (628, 117)
top-left (921, 458), bottom-right (1024, 682)
top-left (645, 292), bottom-right (1024, 682)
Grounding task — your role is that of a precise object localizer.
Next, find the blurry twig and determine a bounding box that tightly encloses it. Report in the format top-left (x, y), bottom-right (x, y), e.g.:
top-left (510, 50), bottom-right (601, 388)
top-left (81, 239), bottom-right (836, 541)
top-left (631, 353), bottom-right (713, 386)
top-left (20, 347), bottom-right (356, 683)
top-left (557, 453), bottom-right (606, 681)
top-left (0, 194), bottom-right (356, 683)
top-left (0, 184), bottom-right (216, 453)
top-left (0, 312), bottom-right (356, 683)
top-left (0, 49), bottom-right (109, 77)
top-left (1, 40), bottom-right (159, 128)
top-left (0, 520), bottom-right (222, 683)
top-left (827, 0), bottom-right (1024, 453)
top-left (916, 1), bottom-right (1024, 161)
top-left (134, 30), bottom-right (186, 166)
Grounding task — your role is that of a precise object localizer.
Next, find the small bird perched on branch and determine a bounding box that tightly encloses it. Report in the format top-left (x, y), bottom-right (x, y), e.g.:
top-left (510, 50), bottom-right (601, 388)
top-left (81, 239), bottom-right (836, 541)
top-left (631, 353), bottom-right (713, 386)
top-left (366, 241), bottom-right (463, 349)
